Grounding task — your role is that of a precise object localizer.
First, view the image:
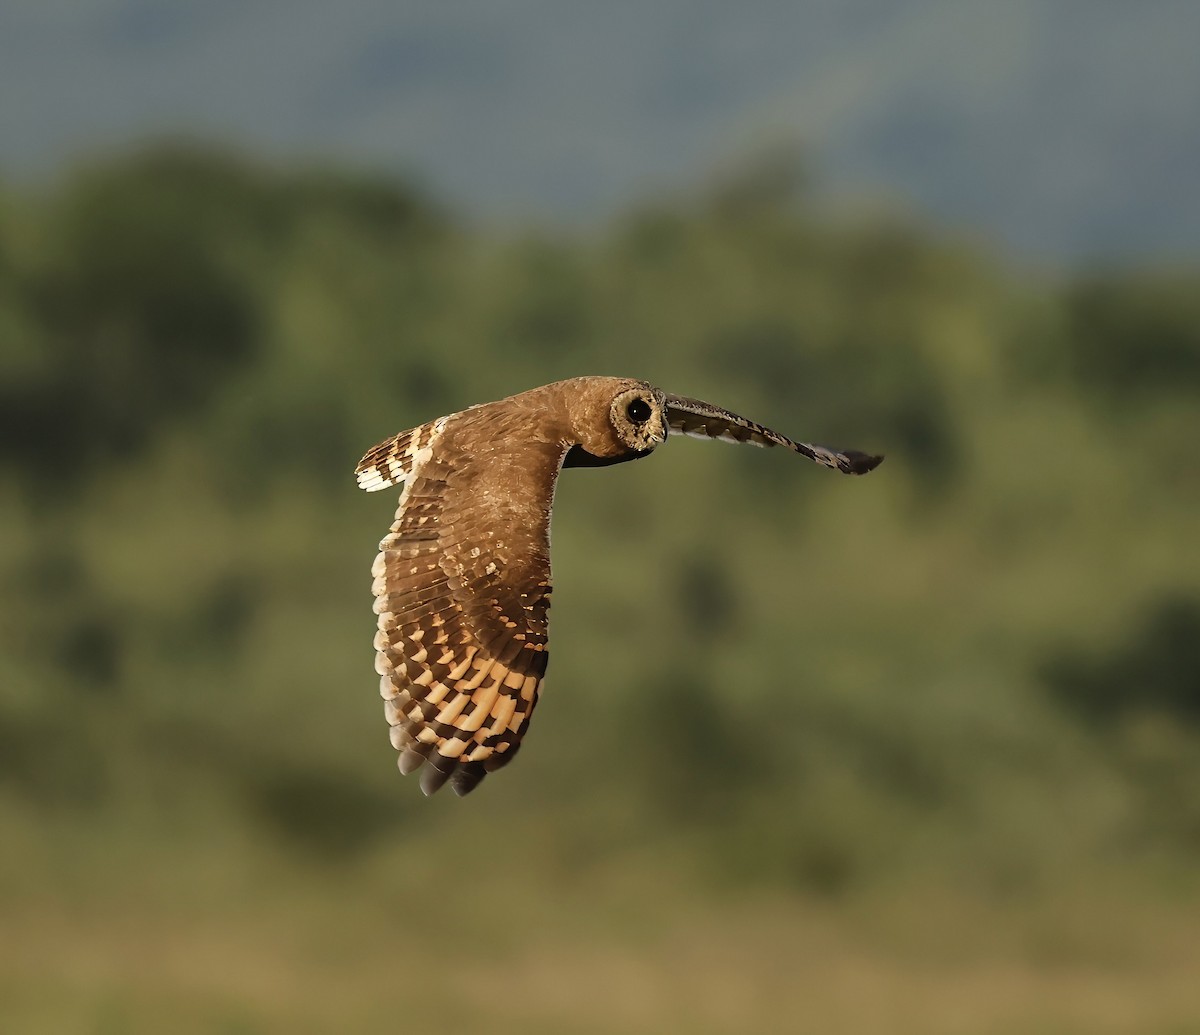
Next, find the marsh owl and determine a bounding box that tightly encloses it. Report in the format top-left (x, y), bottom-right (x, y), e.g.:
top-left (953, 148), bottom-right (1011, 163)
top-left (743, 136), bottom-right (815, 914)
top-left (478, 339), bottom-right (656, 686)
top-left (356, 376), bottom-right (882, 797)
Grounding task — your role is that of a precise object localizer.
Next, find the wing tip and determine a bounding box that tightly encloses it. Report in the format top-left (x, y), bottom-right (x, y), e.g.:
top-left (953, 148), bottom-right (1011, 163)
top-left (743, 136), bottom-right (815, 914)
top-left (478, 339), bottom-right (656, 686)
top-left (355, 468), bottom-right (384, 491)
top-left (419, 764), bottom-right (451, 796)
top-left (397, 747), bottom-right (489, 797)
top-left (356, 457), bottom-right (407, 492)
top-left (841, 451), bottom-right (884, 475)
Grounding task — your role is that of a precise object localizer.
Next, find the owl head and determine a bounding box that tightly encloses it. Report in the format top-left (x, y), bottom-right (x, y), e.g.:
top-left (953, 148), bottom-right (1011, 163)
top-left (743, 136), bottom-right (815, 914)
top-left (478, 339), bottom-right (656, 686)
top-left (608, 382), bottom-right (669, 453)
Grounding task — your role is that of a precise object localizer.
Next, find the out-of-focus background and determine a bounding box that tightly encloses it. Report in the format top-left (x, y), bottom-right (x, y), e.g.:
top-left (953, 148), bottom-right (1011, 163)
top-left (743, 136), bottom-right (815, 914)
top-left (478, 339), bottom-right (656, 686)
top-left (2, 3), bottom-right (1199, 1033)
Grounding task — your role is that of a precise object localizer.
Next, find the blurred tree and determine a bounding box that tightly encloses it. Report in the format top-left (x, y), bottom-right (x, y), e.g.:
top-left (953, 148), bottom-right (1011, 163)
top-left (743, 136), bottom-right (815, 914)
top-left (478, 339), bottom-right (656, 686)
top-left (1065, 272), bottom-right (1200, 400)
top-left (1042, 595), bottom-right (1200, 726)
top-left (0, 144), bottom-right (451, 499)
top-left (1, 147), bottom-right (263, 490)
top-left (706, 140), bottom-right (812, 222)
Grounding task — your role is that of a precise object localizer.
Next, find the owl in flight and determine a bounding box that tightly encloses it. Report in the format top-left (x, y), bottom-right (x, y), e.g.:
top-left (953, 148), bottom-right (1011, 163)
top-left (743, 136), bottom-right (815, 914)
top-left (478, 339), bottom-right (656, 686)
top-left (356, 377), bottom-right (882, 797)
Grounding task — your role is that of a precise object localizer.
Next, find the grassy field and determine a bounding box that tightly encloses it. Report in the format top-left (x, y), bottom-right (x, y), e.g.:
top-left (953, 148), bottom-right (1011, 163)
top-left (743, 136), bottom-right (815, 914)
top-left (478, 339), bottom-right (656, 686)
top-left (4, 824), bottom-right (1198, 1034)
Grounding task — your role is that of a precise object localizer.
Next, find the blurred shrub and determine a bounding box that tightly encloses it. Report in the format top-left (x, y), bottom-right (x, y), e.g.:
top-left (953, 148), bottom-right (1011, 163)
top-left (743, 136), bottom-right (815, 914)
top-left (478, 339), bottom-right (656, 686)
top-left (2, 149), bottom-right (262, 483)
top-left (0, 707), bottom-right (111, 811)
top-left (0, 145), bottom-right (450, 498)
top-left (243, 762), bottom-right (407, 862)
top-left (1041, 595), bottom-right (1200, 854)
top-left (1042, 594), bottom-right (1200, 727)
top-left (1064, 273), bottom-right (1200, 399)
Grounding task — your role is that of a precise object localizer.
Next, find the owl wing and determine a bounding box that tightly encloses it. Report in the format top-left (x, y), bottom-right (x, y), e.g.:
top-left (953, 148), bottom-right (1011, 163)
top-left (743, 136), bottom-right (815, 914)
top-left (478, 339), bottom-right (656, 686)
top-left (356, 418), bottom-right (567, 797)
top-left (663, 394), bottom-right (883, 474)
top-left (355, 418), bottom-right (451, 492)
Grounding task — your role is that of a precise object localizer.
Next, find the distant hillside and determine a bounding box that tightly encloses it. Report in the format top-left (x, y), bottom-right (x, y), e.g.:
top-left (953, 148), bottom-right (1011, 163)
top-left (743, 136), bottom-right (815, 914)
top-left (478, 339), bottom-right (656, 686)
top-left (2, 0), bottom-right (1198, 260)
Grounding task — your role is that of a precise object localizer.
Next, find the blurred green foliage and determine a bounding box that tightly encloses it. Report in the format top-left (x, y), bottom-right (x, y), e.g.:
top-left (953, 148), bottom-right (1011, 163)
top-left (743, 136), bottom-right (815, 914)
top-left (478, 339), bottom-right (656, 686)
top-left (1, 143), bottom-right (1199, 1032)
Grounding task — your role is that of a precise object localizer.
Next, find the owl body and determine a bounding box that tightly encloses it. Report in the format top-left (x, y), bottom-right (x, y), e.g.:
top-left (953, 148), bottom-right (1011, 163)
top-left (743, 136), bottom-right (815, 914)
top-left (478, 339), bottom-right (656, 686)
top-left (357, 376), bottom-right (880, 796)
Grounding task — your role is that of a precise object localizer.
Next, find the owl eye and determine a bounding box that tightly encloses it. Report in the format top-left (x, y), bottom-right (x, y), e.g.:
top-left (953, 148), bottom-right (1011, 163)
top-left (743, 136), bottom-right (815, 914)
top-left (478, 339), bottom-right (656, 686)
top-left (626, 399), bottom-right (652, 424)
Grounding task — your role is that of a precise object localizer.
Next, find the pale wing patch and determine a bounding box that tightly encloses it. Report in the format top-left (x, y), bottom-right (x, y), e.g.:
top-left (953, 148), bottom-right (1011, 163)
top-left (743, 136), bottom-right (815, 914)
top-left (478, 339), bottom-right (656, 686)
top-left (355, 416), bottom-right (450, 492)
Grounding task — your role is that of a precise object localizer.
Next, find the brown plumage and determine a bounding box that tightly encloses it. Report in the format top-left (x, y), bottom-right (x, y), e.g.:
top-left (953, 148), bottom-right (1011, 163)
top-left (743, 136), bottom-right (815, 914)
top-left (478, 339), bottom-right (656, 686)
top-left (356, 376), bottom-right (882, 797)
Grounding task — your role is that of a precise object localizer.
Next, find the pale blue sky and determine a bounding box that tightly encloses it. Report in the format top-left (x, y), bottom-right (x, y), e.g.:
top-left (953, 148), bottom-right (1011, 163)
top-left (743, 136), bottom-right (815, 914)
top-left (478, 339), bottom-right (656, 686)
top-left (3, 0), bottom-right (1198, 260)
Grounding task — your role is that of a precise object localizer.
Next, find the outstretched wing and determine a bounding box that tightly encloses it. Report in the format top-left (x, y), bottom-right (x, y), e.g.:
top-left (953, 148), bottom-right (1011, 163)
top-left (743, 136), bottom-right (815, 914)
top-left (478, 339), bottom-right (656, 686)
top-left (356, 418), bottom-right (567, 796)
top-left (663, 394), bottom-right (883, 475)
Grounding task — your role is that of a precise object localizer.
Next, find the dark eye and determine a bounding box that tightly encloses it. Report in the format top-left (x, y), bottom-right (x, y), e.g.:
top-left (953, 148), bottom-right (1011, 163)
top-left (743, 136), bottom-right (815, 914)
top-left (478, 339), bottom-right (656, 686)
top-left (626, 398), bottom-right (652, 424)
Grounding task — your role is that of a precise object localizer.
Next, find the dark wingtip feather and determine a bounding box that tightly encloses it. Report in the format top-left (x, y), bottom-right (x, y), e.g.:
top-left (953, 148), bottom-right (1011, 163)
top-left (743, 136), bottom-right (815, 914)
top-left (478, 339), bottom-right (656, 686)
top-left (397, 748), bottom-right (427, 775)
top-left (419, 763), bottom-right (452, 796)
top-left (450, 762), bottom-right (487, 797)
top-left (841, 451), bottom-right (884, 475)
top-left (484, 741), bottom-right (521, 773)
